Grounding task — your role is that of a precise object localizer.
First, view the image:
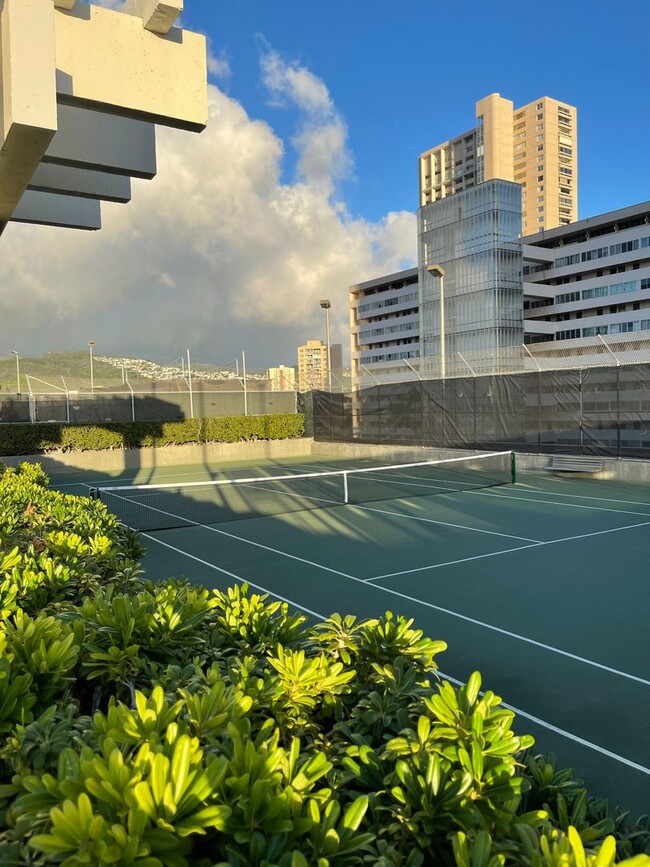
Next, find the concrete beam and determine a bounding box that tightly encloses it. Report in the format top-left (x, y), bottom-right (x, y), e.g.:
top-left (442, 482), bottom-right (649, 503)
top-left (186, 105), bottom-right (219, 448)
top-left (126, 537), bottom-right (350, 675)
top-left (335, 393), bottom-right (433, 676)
top-left (54, 2), bottom-right (207, 131)
top-left (43, 103), bottom-right (157, 179)
top-left (121, 0), bottom-right (183, 35)
top-left (11, 190), bottom-right (101, 230)
top-left (28, 163), bottom-right (132, 203)
top-left (0, 0), bottom-right (58, 229)
top-left (53, 0), bottom-right (76, 9)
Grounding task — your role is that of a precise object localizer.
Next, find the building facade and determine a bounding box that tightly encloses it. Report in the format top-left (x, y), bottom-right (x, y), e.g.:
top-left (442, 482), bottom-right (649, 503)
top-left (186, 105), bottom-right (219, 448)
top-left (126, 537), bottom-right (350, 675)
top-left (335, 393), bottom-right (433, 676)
top-left (350, 199), bottom-right (650, 385)
top-left (297, 340), bottom-right (329, 390)
top-left (418, 180), bottom-right (523, 376)
top-left (523, 201), bottom-right (650, 346)
top-left (267, 365), bottom-right (296, 391)
top-left (418, 93), bottom-right (577, 234)
top-left (350, 268), bottom-right (420, 384)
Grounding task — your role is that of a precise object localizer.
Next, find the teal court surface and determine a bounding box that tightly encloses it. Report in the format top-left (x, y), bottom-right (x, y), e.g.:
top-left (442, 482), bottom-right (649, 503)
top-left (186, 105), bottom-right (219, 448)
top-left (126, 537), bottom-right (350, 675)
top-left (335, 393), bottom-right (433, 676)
top-left (53, 451), bottom-right (650, 816)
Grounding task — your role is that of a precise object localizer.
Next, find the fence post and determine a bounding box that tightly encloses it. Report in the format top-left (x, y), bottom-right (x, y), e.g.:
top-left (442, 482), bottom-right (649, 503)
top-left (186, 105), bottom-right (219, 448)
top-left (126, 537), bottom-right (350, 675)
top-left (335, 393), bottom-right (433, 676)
top-left (61, 376), bottom-right (70, 423)
top-left (125, 374), bottom-right (136, 422)
top-left (242, 351), bottom-right (248, 416)
top-left (186, 349), bottom-right (194, 418)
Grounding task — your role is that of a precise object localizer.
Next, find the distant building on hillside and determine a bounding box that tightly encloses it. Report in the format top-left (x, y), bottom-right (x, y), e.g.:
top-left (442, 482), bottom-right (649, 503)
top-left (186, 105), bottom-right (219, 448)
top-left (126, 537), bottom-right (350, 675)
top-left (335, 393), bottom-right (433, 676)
top-left (297, 340), bottom-right (343, 390)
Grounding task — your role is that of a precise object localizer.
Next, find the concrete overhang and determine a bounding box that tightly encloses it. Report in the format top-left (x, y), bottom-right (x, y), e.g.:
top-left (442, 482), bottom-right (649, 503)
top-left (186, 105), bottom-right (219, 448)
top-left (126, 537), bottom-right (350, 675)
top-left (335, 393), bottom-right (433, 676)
top-left (0, 0), bottom-right (207, 236)
top-left (522, 244), bottom-right (555, 264)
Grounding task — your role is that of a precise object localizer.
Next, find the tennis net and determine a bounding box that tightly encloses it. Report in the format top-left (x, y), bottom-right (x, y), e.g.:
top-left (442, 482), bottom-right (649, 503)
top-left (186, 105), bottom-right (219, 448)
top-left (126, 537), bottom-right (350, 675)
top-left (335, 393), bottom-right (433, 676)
top-left (92, 451), bottom-right (516, 531)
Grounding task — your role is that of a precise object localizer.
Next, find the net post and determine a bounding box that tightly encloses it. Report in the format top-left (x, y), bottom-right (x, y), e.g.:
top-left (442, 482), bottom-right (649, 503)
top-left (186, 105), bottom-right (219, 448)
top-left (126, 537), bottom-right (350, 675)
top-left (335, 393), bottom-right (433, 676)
top-left (343, 471), bottom-right (349, 504)
top-left (89, 487), bottom-right (99, 501)
top-left (510, 451), bottom-right (517, 485)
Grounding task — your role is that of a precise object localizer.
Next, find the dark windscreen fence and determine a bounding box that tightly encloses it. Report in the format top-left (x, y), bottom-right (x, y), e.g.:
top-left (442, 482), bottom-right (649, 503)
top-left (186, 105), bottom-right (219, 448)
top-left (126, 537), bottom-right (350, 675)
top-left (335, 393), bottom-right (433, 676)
top-left (312, 362), bottom-right (650, 459)
top-left (0, 395), bottom-right (31, 423)
top-left (1, 390), bottom-right (298, 425)
top-left (94, 451), bottom-right (514, 531)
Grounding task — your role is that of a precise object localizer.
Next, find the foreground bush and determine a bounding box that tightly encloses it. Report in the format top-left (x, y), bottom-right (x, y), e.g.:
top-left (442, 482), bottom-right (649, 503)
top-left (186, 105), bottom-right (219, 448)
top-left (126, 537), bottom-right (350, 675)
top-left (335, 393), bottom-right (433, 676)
top-left (0, 414), bottom-right (305, 456)
top-left (0, 463), bottom-right (647, 866)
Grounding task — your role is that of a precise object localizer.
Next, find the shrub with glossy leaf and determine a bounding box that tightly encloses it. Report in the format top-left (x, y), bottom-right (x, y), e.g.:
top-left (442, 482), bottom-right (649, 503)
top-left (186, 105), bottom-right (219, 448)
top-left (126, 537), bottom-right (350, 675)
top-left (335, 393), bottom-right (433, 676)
top-left (0, 465), bottom-right (647, 866)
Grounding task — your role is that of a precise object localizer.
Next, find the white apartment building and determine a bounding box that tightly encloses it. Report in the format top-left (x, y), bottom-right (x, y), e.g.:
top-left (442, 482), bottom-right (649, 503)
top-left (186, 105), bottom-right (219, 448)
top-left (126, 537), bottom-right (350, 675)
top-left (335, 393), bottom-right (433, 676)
top-left (523, 201), bottom-right (650, 344)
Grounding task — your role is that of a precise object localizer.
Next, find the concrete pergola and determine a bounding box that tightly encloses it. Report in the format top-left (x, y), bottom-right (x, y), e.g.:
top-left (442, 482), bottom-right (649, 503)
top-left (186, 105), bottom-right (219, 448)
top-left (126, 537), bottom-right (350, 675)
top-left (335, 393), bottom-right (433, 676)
top-left (0, 0), bottom-right (208, 235)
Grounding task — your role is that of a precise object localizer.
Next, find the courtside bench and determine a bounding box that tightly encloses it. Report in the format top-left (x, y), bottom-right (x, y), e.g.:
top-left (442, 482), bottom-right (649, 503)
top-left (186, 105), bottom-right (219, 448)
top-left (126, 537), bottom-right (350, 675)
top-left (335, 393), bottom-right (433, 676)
top-left (546, 455), bottom-right (603, 473)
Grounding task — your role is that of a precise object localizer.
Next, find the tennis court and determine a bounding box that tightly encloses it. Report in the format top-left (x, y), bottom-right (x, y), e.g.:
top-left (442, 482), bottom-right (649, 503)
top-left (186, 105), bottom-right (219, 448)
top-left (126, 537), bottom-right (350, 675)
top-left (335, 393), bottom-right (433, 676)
top-left (54, 451), bottom-right (650, 816)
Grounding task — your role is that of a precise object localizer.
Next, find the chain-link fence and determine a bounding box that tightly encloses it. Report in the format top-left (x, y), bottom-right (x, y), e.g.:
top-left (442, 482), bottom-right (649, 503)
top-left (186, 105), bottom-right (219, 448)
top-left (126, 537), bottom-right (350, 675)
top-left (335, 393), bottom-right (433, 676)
top-left (0, 389), bottom-right (297, 424)
top-left (354, 335), bottom-right (650, 386)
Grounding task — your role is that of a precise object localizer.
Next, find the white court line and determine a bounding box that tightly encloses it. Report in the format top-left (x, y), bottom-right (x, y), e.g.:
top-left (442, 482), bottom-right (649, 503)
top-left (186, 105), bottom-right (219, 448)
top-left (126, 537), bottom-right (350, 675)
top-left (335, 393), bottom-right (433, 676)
top-left (469, 488), bottom-right (650, 519)
top-left (351, 504), bottom-right (542, 544)
top-left (106, 491), bottom-right (361, 581)
top-left (55, 463), bottom-right (328, 489)
top-left (517, 484), bottom-right (650, 508)
top-left (142, 532), bottom-right (650, 776)
top-left (123, 493), bottom-right (650, 688)
top-left (370, 519), bottom-right (650, 582)
top-left (141, 532), bottom-right (324, 619)
top-left (440, 673), bottom-right (650, 777)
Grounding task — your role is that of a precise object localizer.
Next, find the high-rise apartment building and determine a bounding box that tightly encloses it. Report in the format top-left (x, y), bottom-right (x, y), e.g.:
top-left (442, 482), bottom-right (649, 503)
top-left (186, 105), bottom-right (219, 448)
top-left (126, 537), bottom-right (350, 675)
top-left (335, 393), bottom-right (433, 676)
top-left (297, 340), bottom-right (329, 390)
top-left (267, 365), bottom-right (296, 391)
top-left (418, 93), bottom-right (577, 234)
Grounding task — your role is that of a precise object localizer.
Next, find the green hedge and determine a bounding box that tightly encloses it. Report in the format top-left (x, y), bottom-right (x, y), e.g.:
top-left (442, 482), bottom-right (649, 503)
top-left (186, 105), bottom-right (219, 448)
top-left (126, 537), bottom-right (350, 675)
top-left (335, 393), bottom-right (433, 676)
top-left (0, 413), bottom-right (305, 456)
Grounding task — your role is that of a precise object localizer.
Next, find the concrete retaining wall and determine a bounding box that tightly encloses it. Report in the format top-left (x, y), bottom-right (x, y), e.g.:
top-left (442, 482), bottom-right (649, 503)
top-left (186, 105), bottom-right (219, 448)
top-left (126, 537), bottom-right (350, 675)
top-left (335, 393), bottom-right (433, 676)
top-left (1, 438), bottom-right (313, 475)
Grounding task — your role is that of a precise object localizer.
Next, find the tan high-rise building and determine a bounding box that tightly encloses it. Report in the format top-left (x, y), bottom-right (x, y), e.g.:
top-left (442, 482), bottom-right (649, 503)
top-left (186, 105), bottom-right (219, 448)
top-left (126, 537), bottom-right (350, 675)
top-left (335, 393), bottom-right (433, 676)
top-left (297, 340), bottom-right (329, 390)
top-left (418, 93), bottom-right (577, 233)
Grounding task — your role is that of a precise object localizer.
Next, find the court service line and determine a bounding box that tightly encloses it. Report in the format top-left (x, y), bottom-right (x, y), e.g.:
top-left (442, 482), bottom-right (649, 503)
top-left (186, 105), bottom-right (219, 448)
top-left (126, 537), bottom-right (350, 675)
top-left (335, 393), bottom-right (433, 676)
top-left (370, 518), bottom-right (650, 582)
top-left (440, 673), bottom-right (650, 777)
top-left (142, 532), bottom-right (650, 775)
top-left (469, 488), bottom-right (650, 519)
top-left (519, 485), bottom-right (650, 509)
top-left (351, 504), bottom-right (542, 544)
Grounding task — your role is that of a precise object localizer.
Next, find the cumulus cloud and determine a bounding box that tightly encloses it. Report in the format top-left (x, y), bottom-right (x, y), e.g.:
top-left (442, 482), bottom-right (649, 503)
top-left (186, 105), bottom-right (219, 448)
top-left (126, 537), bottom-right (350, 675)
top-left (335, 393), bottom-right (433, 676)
top-left (0, 50), bottom-right (416, 369)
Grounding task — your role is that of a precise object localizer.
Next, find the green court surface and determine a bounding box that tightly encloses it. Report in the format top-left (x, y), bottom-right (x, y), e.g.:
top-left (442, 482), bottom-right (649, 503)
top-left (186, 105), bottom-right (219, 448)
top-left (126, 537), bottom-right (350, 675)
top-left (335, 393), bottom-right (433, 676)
top-left (53, 454), bottom-right (650, 817)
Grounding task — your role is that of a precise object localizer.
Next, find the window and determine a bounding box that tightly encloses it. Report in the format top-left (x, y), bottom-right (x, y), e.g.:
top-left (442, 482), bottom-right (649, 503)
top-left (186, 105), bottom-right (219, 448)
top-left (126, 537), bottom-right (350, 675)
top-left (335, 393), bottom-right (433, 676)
top-left (559, 146), bottom-right (572, 155)
top-left (538, 174), bottom-right (544, 181)
top-left (537, 145), bottom-right (544, 151)
top-left (610, 240), bottom-right (639, 255)
top-left (538, 206), bottom-right (544, 212)
top-left (641, 278), bottom-right (650, 290)
top-left (559, 167), bottom-right (572, 175)
top-left (537, 195), bottom-right (544, 202)
top-left (539, 216), bottom-right (545, 223)
top-left (582, 286), bottom-right (608, 300)
top-left (555, 254), bottom-right (580, 268)
top-left (537, 134), bottom-right (543, 142)
top-left (641, 237), bottom-right (650, 247)
top-left (560, 196), bottom-right (573, 206)
top-left (537, 102), bottom-right (543, 109)
top-left (558, 105), bottom-right (570, 115)
top-left (609, 280), bottom-right (638, 295)
top-left (537, 113), bottom-right (543, 120)
top-left (537, 185), bottom-right (544, 192)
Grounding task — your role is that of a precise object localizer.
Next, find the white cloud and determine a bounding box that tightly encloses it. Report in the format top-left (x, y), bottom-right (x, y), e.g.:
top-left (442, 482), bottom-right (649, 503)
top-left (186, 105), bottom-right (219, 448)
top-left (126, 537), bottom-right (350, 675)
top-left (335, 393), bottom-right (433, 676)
top-left (0, 55), bottom-right (416, 369)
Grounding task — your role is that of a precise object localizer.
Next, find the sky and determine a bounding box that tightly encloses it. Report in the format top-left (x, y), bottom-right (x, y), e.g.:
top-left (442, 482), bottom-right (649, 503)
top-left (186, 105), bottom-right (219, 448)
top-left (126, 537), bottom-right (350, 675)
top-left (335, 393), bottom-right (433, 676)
top-left (1, 0), bottom-right (649, 369)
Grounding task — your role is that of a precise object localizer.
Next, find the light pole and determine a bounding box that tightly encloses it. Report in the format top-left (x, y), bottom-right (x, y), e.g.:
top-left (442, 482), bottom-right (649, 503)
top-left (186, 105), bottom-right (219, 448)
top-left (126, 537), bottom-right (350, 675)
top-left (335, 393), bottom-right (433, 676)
top-left (88, 341), bottom-right (95, 393)
top-left (319, 299), bottom-right (332, 391)
top-left (426, 264), bottom-right (446, 379)
top-left (9, 350), bottom-right (20, 394)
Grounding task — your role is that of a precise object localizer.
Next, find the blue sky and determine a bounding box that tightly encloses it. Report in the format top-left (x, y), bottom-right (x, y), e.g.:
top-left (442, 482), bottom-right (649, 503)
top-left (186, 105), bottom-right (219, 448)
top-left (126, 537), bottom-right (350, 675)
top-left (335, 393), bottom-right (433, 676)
top-left (184, 0), bottom-right (650, 223)
top-left (2, 0), bottom-right (649, 368)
